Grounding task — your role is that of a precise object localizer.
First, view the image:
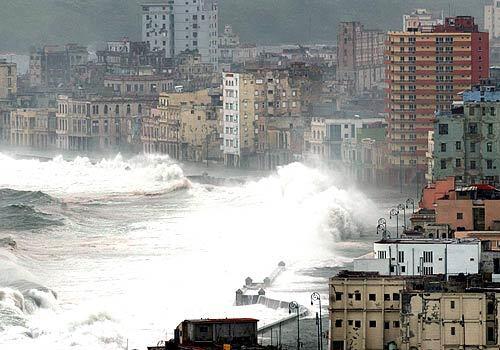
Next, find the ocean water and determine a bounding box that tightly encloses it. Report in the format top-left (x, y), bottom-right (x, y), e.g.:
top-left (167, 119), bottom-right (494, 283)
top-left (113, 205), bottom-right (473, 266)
top-left (0, 152), bottom-right (389, 350)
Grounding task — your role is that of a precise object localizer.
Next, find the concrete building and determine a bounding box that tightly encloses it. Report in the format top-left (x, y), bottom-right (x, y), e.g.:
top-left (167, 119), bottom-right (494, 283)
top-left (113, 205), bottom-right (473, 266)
top-left (104, 75), bottom-right (174, 96)
top-left (337, 22), bottom-right (385, 94)
top-left (330, 271), bottom-right (500, 350)
top-left (28, 44), bottom-right (88, 88)
top-left (341, 125), bottom-right (388, 184)
top-left (431, 83), bottom-right (500, 186)
top-left (385, 16), bottom-right (489, 186)
top-left (141, 3), bottom-right (174, 57)
top-left (152, 89), bottom-right (221, 161)
top-left (56, 94), bottom-right (156, 152)
top-left (305, 115), bottom-right (384, 163)
top-left (0, 59), bottom-right (17, 105)
top-left (141, 0), bottom-right (218, 67)
top-left (417, 177), bottom-right (500, 233)
top-left (9, 108), bottom-right (57, 149)
top-left (174, 318), bottom-right (258, 347)
top-left (485, 1), bottom-right (500, 39)
top-left (219, 24), bottom-right (240, 70)
top-left (403, 8), bottom-right (443, 32)
top-left (222, 65), bottom-right (317, 169)
top-left (96, 39), bottom-right (168, 76)
top-left (354, 238), bottom-right (481, 276)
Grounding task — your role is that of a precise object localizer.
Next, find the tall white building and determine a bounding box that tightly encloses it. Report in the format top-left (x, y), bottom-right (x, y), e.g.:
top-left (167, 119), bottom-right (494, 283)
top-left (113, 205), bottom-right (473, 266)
top-left (141, 3), bottom-right (174, 57)
top-left (141, 0), bottom-right (218, 67)
top-left (485, 1), bottom-right (500, 39)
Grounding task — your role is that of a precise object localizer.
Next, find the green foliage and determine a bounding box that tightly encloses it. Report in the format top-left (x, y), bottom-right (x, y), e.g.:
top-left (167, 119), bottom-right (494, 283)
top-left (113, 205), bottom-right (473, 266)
top-left (0, 0), bottom-right (487, 52)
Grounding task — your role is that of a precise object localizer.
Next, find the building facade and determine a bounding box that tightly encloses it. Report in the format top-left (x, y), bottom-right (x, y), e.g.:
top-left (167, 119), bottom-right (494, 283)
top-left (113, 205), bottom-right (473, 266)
top-left (403, 8), bottom-right (443, 32)
top-left (432, 84), bottom-right (500, 185)
top-left (337, 22), bottom-right (385, 94)
top-left (9, 108), bottom-right (57, 149)
top-left (142, 0), bottom-right (218, 67)
top-left (385, 16), bottom-right (489, 186)
top-left (151, 89), bottom-right (222, 161)
top-left (0, 59), bottom-right (17, 105)
top-left (56, 94), bottom-right (155, 152)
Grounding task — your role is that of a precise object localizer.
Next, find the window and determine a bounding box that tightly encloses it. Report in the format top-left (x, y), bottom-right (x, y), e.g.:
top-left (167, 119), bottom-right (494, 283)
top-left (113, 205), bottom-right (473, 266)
top-left (438, 124), bottom-right (448, 135)
top-left (384, 294), bottom-right (390, 301)
top-left (468, 123), bottom-right (478, 134)
top-left (487, 143), bottom-right (493, 152)
top-left (423, 266), bottom-right (434, 275)
top-left (488, 123), bottom-right (494, 134)
top-left (440, 143), bottom-right (446, 152)
top-left (440, 159), bottom-right (447, 170)
top-left (369, 294), bottom-right (376, 301)
top-left (384, 322), bottom-right (390, 330)
top-left (451, 300), bottom-right (455, 309)
top-left (457, 213), bottom-right (463, 220)
top-left (471, 142), bottom-right (476, 153)
top-left (393, 293), bottom-right (400, 301)
top-left (354, 293), bottom-right (361, 301)
top-left (398, 251), bottom-right (404, 263)
top-left (354, 320), bottom-right (361, 328)
top-left (451, 327), bottom-right (456, 335)
top-left (470, 160), bottom-right (477, 169)
top-left (348, 320), bottom-right (353, 326)
top-left (401, 266), bottom-right (406, 273)
top-left (488, 327), bottom-right (495, 342)
top-left (335, 319), bottom-right (343, 327)
top-left (456, 158), bottom-right (461, 168)
top-left (487, 160), bottom-right (493, 169)
top-left (423, 251), bottom-right (433, 263)
top-left (369, 320), bottom-right (377, 328)
top-left (348, 293), bottom-right (353, 299)
top-left (200, 326), bottom-right (208, 332)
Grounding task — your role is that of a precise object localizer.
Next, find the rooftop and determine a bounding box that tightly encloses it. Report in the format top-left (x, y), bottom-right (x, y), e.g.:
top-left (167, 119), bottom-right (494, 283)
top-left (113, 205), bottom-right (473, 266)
top-left (374, 238), bottom-right (480, 245)
top-left (181, 318), bottom-right (258, 325)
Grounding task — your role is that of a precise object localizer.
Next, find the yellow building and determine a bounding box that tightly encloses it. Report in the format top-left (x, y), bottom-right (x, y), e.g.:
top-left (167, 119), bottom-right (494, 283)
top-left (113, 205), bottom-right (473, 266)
top-left (154, 89), bottom-right (222, 162)
top-left (10, 108), bottom-right (56, 149)
top-left (330, 272), bottom-right (500, 350)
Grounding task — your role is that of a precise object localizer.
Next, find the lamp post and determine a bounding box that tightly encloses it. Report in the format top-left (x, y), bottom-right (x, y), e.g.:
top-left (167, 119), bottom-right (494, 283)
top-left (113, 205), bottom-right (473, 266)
top-left (311, 292), bottom-right (323, 350)
top-left (377, 218), bottom-right (388, 239)
top-left (406, 198), bottom-right (415, 214)
top-left (289, 301), bottom-right (300, 350)
top-left (397, 203), bottom-right (406, 231)
top-left (389, 208), bottom-right (400, 238)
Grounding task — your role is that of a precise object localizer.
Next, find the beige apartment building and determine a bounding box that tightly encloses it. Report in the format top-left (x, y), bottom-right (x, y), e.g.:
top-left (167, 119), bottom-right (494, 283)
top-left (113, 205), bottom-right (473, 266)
top-left (9, 108), bottom-right (57, 149)
top-left (150, 89), bottom-right (222, 162)
top-left (56, 94), bottom-right (156, 152)
top-left (0, 59), bottom-right (17, 103)
top-left (330, 272), bottom-right (500, 350)
top-left (222, 65), bottom-right (315, 169)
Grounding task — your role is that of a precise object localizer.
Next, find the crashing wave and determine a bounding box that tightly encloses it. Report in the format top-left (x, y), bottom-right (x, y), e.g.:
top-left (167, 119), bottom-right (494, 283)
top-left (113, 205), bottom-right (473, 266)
top-left (0, 153), bottom-right (190, 198)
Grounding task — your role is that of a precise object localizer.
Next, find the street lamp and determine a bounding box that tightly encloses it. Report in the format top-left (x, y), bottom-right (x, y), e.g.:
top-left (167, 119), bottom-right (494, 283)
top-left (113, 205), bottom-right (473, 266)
top-left (397, 203), bottom-right (406, 231)
top-left (377, 218), bottom-right (388, 239)
top-left (406, 198), bottom-right (415, 214)
top-left (311, 292), bottom-right (323, 350)
top-left (389, 208), bottom-right (400, 238)
top-left (289, 301), bottom-right (300, 350)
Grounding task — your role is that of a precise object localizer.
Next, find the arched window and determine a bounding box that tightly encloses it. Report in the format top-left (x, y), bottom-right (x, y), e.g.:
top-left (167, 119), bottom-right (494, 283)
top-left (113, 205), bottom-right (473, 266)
top-left (104, 105), bottom-right (108, 114)
top-left (126, 104), bottom-right (131, 114)
top-left (138, 104), bottom-right (142, 114)
top-left (115, 105), bottom-right (120, 114)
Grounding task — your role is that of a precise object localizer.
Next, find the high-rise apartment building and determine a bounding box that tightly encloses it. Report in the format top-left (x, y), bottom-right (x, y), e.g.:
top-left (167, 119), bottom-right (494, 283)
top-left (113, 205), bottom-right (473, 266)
top-left (485, 1), bottom-right (500, 39)
top-left (141, 0), bottom-right (218, 67)
top-left (385, 16), bottom-right (489, 185)
top-left (337, 22), bottom-right (386, 94)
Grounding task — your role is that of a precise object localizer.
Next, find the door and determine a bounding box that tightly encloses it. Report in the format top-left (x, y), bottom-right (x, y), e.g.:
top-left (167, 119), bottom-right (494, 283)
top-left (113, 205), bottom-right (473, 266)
top-left (473, 207), bottom-right (485, 230)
